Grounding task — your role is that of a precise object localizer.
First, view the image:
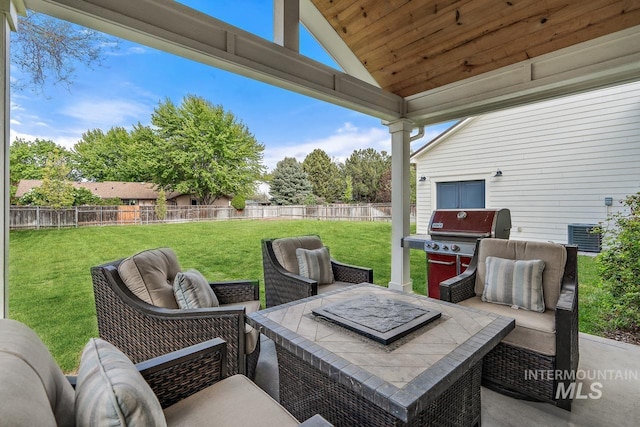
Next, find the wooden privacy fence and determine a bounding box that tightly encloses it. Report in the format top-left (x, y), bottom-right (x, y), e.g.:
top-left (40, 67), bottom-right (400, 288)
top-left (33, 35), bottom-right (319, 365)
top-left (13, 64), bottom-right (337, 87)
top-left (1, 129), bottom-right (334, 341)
top-left (9, 204), bottom-right (416, 230)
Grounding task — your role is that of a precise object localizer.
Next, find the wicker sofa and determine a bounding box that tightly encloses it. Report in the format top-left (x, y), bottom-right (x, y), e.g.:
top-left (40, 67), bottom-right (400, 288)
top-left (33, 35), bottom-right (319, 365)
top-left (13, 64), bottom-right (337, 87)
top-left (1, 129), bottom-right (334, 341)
top-left (262, 235), bottom-right (373, 308)
top-left (440, 238), bottom-right (579, 411)
top-left (0, 319), bottom-right (331, 426)
top-left (91, 248), bottom-right (261, 378)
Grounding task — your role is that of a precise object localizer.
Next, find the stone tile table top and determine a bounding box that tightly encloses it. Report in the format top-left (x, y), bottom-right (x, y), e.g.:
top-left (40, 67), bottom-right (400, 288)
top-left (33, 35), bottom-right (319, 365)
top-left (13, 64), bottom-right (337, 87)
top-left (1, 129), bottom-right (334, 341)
top-left (248, 283), bottom-right (515, 425)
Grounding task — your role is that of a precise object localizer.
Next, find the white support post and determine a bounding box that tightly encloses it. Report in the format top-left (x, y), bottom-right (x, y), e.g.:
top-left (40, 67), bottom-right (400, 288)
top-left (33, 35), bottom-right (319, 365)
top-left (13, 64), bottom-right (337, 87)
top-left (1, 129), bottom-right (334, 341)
top-left (274, 0), bottom-right (299, 52)
top-left (0, 0), bottom-right (24, 319)
top-left (387, 119), bottom-right (414, 293)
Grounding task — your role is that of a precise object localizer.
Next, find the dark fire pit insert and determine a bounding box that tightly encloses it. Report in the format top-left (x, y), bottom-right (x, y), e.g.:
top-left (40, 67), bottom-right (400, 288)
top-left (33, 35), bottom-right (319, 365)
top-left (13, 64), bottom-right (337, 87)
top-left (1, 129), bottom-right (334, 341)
top-left (312, 294), bottom-right (441, 345)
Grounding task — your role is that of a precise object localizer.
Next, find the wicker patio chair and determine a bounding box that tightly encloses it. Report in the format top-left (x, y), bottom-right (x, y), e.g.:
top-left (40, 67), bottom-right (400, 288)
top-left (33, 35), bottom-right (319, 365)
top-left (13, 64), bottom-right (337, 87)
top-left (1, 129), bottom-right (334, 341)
top-left (91, 248), bottom-right (261, 378)
top-left (262, 235), bottom-right (373, 308)
top-left (440, 238), bottom-right (579, 411)
top-left (0, 319), bottom-right (332, 426)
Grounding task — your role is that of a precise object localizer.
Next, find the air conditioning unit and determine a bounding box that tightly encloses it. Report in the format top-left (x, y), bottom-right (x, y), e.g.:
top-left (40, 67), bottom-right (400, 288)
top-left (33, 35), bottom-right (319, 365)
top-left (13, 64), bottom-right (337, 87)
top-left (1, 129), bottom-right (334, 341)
top-left (568, 224), bottom-right (602, 253)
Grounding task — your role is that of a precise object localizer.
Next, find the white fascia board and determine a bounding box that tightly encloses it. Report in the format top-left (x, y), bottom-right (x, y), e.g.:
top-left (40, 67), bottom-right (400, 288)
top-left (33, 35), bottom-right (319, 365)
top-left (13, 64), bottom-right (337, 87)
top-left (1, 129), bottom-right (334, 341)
top-left (406, 25), bottom-right (640, 126)
top-left (299, 0), bottom-right (380, 88)
top-left (410, 117), bottom-right (475, 161)
top-left (24, 0), bottom-right (402, 120)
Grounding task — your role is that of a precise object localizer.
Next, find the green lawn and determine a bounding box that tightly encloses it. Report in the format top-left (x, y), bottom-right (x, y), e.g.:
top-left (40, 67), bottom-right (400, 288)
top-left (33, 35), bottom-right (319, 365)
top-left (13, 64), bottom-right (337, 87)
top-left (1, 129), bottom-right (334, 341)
top-left (9, 220), bottom-right (605, 372)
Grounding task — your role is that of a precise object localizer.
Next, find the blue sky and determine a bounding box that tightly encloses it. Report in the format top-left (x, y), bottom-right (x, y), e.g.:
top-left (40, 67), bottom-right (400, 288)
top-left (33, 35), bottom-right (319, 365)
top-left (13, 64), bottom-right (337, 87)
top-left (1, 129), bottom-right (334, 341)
top-left (10, 1), bottom-right (453, 171)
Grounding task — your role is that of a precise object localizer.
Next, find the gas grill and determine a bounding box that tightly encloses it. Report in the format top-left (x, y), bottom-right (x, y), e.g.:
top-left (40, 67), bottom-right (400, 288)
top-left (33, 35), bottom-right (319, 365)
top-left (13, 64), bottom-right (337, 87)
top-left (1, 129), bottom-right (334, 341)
top-left (403, 208), bottom-right (512, 299)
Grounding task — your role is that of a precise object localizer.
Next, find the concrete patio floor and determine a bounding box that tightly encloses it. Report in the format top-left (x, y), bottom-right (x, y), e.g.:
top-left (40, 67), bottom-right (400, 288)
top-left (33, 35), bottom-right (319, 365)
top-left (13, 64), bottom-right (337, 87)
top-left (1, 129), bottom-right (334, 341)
top-left (254, 332), bottom-right (640, 426)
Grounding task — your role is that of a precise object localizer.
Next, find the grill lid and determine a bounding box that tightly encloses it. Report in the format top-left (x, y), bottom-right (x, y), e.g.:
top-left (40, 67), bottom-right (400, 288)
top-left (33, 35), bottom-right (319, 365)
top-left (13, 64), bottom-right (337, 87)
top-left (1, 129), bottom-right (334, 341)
top-left (428, 209), bottom-right (512, 239)
top-left (429, 209), bottom-right (511, 239)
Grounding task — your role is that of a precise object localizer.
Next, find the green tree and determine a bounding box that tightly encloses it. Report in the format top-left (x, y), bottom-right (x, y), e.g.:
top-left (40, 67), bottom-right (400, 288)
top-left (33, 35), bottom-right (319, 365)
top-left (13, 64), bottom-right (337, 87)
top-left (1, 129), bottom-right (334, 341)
top-left (11, 12), bottom-right (118, 92)
top-left (149, 95), bottom-right (265, 204)
top-left (343, 175), bottom-right (354, 203)
top-left (375, 168), bottom-right (392, 203)
top-left (155, 189), bottom-right (168, 221)
top-left (73, 126), bottom-right (153, 182)
top-left (72, 187), bottom-right (101, 206)
top-left (39, 152), bottom-right (75, 208)
top-left (231, 194), bottom-right (246, 210)
top-left (596, 192), bottom-right (640, 331)
top-left (270, 157), bottom-right (313, 205)
top-left (302, 149), bottom-right (343, 203)
top-left (344, 148), bottom-right (391, 203)
top-left (9, 138), bottom-right (73, 185)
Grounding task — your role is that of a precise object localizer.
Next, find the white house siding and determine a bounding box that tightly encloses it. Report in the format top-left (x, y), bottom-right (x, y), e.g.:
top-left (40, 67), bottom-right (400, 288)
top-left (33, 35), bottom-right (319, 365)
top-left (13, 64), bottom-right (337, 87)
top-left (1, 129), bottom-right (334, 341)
top-left (412, 81), bottom-right (640, 244)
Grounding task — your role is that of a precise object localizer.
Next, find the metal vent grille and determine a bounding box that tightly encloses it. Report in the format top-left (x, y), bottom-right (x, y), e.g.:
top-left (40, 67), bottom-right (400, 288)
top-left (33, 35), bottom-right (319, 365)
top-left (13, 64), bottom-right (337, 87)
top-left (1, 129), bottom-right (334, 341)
top-left (568, 224), bottom-right (602, 253)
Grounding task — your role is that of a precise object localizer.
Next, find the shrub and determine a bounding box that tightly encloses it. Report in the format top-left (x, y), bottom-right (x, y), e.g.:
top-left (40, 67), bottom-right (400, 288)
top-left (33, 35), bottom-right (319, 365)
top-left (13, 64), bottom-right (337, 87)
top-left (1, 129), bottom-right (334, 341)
top-left (231, 195), bottom-right (246, 210)
top-left (596, 192), bottom-right (640, 331)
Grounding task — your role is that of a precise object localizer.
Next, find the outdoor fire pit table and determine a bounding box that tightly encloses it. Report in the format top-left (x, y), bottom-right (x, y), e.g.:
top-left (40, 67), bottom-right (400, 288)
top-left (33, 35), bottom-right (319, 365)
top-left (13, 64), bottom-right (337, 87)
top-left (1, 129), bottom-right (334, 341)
top-left (247, 283), bottom-right (514, 427)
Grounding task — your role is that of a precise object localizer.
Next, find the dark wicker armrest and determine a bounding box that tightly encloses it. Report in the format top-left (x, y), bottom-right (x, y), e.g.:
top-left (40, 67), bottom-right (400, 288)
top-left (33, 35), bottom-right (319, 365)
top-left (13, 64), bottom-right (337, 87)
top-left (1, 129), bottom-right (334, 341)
top-left (137, 338), bottom-right (228, 408)
top-left (210, 280), bottom-right (260, 304)
top-left (331, 260), bottom-right (374, 284)
top-left (298, 414), bottom-right (334, 426)
top-left (440, 267), bottom-right (477, 303)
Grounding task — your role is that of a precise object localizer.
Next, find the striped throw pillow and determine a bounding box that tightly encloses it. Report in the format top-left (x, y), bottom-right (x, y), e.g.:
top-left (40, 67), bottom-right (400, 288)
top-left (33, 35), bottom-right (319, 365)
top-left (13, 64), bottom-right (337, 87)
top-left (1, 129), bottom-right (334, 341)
top-left (511, 259), bottom-right (546, 312)
top-left (483, 256), bottom-right (515, 306)
top-left (75, 338), bottom-right (166, 426)
top-left (296, 246), bottom-right (334, 285)
top-left (482, 257), bottom-right (546, 312)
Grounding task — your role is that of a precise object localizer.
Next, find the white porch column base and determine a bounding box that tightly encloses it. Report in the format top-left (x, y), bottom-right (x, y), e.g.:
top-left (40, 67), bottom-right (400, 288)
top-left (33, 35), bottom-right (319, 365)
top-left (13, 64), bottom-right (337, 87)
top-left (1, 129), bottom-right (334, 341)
top-left (386, 118), bottom-right (414, 293)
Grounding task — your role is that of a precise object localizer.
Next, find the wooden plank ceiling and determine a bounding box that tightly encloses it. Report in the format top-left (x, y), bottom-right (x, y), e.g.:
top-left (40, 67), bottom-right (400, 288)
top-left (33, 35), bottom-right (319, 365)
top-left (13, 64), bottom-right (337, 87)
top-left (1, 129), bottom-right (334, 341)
top-left (311, 0), bottom-right (640, 98)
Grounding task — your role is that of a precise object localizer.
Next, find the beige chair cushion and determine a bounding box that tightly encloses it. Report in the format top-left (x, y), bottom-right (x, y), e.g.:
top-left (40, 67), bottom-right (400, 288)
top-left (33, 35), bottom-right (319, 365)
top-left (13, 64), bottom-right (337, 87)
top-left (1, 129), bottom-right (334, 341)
top-left (164, 374), bottom-right (299, 427)
top-left (0, 319), bottom-right (75, 427)
top-left (75, 338), bottom-right (166, 426)
top-left (118, 248), bottom-right (181, 308)
top-left (475, 239), bottom-right (567, 310)
top-left (174, 269), bottom-right (219, 308)
top-left (271, 236), bottom-right (323, 275)
top-left (216, 301), bottom-right (262, 354)
top-left (459, 296), bottom-right (557, 356)
top-left (218, 300), bottom-right (261, 314)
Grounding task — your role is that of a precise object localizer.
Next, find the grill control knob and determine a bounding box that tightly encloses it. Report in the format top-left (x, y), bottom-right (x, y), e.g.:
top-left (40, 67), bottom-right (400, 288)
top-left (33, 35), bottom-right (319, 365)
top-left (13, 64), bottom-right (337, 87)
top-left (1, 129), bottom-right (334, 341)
top-left (451, 244), bottom-right (460, 252)
top-left (431, 243), bottom-right (439, 250)
top-left (443, 245), bottom-right (449, 251)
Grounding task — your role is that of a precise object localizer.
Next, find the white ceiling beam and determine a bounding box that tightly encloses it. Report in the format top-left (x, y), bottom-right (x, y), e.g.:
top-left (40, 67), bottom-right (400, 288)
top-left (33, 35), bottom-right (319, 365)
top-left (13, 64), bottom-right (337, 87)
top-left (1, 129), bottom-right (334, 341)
top-left (273, 0), bottom-right (299, 52)
top-left (299, 0), bottom-right (379, 88)
top-left (23, 0), bottom-right (403, 120)
top-left (406, 25), bottom-right (640, 126)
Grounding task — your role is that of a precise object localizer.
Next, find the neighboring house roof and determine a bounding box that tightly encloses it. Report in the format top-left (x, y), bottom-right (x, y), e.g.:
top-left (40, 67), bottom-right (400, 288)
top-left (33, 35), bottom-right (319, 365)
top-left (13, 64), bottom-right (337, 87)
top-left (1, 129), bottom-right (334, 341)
top-left (14, 180), bottom-right (181, 200)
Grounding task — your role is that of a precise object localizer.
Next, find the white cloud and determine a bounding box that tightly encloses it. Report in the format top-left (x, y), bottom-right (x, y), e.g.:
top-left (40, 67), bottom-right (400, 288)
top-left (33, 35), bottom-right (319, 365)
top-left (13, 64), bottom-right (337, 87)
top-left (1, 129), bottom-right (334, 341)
top-left (263, 122), bottom-right (389, 170)
top-left (61, 98), bottom-right (152, 129)
top-left (10, 119), bottom-right (20, 125)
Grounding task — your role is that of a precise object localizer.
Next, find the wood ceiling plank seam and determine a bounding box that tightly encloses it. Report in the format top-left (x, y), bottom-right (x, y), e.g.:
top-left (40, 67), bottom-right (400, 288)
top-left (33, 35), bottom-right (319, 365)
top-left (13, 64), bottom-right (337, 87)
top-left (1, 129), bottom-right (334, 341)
top-left (322, 2), bottom-right (422, 55)
top-left (347, 0), bottom-right (465, 55)
top-left (359, 0), bottom-right (555, 68)
top-left (311, 0), bottom-right (387, 40)
top-left (523, 2), bottom-right (640, 57)
top-left (396, 1), bottom-right (640, 91)
top-left (381, 0), bottom-right (640, 95)
top-left (364, 0), bottom-right (586, 73)
top-left (310, 0), bottom-right (361, 18)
